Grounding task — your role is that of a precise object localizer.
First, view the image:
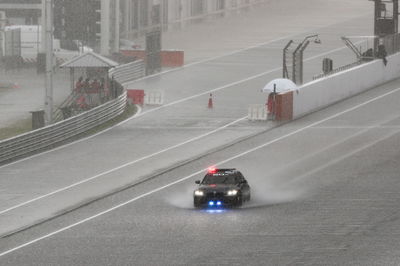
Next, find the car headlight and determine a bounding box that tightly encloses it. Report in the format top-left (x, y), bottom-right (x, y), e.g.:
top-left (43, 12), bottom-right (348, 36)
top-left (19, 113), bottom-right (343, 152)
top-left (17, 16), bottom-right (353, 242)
top-left (227, 190), bottom-right (238, 196)
top-left (194, 190), bottom-right (204, 196)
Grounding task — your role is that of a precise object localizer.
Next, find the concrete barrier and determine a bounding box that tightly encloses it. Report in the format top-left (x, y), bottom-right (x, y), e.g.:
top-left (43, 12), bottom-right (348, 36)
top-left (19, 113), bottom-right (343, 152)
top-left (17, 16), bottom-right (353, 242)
top-left (276, 52), bottom-right (400, 121)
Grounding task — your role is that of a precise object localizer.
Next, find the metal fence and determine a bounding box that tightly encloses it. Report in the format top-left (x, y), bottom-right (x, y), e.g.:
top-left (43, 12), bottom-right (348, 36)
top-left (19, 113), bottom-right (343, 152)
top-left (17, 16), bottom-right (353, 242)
top-left (53, 60), bottom-right (145, 122)
top-left (381, 33), bottom-right (400, 56)
top-left (313, 33), bottom-right (400, 81)
top-left (0, 92), bottom-right (126, 164)
top-left (313, 61), bottom-right (363, 80)
top-left (0, 59), bottom-right (145, 165)
top-left (109, 60), bottom-right (145, 84)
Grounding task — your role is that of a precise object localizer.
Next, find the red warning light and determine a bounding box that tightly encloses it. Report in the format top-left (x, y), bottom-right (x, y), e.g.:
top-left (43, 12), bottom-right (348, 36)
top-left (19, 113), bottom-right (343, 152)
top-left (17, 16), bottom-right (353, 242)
top-left (208, 167), bottom-right (217, 174)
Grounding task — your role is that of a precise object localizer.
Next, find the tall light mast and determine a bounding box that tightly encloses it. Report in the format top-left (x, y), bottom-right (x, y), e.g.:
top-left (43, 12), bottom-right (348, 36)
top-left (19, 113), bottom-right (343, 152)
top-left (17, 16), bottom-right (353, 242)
top-left (44, 0), bottom-right (54, 124)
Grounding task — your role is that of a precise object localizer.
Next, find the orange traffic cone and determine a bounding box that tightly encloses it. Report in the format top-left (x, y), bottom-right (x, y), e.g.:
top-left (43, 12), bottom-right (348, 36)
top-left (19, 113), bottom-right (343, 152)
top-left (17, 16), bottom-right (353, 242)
top-left (208, 93), bottom-right (213, 109)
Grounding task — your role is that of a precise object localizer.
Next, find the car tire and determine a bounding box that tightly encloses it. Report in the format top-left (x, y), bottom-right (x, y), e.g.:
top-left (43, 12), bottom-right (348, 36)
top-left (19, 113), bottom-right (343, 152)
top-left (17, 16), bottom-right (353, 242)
top-left (193, 200), bottom-right (201, 208)
top-left (236, 195), bottom-right (243, 207)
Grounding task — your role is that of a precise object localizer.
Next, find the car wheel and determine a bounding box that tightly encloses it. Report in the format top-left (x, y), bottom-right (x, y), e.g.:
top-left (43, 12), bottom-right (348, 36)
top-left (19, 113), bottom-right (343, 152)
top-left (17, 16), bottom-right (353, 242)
top-left (193, 200), bottom-right (201, 208)
top-left (236, 195), bottom-right (243, 207)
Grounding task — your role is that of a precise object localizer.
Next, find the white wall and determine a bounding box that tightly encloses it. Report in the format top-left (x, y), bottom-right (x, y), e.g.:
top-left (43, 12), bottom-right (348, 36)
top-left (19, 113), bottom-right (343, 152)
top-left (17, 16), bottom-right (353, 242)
top-left (293, 53), bottom-right (400, 118)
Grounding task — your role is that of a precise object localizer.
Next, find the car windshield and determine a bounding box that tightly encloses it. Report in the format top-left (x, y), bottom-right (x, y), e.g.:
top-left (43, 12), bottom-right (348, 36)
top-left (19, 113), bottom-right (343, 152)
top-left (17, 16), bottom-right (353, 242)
top-left (202, 173), bottom-right (237, 184)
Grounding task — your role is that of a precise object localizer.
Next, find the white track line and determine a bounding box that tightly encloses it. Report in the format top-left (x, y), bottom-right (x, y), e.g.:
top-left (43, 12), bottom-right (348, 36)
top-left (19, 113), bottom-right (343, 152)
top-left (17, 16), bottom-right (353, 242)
top-left (1, 85), bottom-right (399, 258)
top-left (0, 117), bottom-right (247, 215)
top-left (128, 12), bottom-right (372, 82)
top-left (0, 42), bottom-right (370, 213)
top-left (128, 33), bottom-right (299, 83)
top-left (1, 31), bottom-right (361, 169)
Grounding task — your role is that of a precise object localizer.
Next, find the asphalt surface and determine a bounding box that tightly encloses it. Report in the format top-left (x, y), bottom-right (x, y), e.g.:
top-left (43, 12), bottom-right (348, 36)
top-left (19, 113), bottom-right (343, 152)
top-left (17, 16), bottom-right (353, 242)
top-left (3, 1), bottom-right (398, 265)
top-left (0, 13), bottom-right (374, 237)
top-left (2, 76), bottom-right (400, 265)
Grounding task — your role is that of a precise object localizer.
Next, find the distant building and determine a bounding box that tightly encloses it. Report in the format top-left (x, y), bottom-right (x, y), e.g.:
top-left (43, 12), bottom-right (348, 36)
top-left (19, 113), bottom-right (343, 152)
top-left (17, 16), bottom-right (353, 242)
top-left (0, 0), bottom-right (41, 25)
top-left (0, 0), bottom-right (268, 55)
top-left (120, 0), bottom-right (269, 39)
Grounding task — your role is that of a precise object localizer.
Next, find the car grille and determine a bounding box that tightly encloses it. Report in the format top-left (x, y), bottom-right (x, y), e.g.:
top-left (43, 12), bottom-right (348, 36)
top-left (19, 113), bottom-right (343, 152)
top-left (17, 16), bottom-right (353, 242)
top-left (206, 191), bottom-right (225, 198)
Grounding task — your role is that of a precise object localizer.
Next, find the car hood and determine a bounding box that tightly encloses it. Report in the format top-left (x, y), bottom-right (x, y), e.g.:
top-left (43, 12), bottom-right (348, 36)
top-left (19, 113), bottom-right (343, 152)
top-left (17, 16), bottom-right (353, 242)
top-left (197, 184), bottom-right (238, 192)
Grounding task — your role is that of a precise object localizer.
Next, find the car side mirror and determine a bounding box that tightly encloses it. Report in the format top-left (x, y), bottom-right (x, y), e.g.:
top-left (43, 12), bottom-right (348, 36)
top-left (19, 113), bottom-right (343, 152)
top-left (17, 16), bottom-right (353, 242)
top-left (195, 180), bottom-right (201, 184)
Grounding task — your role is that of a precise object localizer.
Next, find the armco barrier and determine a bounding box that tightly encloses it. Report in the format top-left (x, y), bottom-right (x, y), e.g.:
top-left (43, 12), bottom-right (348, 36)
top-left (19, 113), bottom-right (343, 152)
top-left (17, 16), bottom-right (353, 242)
top-left (0, 92), bottom-right (126, 163)
top-left (276, 52), bottom-right (400, 121)
top-left (0, 60), bottom-right (145, 164)
top-left (109, 60), bottom-right (145, 84)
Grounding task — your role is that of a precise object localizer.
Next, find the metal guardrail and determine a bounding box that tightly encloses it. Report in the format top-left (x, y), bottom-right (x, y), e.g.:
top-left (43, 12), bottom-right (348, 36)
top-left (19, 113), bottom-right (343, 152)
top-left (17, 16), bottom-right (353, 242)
top-left (109, 60), bottom-right (145, 84)
top-left (52, 92), bottom-right (79, 122)
top-left (0, 92), bottom-right (126, 163)
top-left (312, 61), bottom-right (363, 80)
top-left (0, 59), bottom-right (145, 164)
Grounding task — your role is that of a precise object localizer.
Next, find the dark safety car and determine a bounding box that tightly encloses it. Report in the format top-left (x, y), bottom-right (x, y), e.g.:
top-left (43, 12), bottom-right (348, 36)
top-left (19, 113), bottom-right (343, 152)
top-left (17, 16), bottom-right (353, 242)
top-left (193, 168), bottom-right (251, 208)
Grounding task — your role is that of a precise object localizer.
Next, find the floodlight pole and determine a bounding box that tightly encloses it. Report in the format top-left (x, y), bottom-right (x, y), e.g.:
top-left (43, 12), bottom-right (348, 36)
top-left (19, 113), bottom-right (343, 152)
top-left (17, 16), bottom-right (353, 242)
top-left (283, 40), bottom-right (293, 79)
top-left (282, 34), bottom-right (320, 85)
top-left (293, 34), bottom-right (319, 84)
top-left (40, 0), bottom-right (46, 54)
top-left (44, 0), bottom-right (53, 124)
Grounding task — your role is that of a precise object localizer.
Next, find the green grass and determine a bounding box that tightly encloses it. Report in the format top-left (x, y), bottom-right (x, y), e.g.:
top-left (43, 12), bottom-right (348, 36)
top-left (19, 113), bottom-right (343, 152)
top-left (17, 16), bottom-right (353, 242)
top-left (0, 104), bottom-right (138, 142)
top-left (0, 118), bottom-right (32, 141)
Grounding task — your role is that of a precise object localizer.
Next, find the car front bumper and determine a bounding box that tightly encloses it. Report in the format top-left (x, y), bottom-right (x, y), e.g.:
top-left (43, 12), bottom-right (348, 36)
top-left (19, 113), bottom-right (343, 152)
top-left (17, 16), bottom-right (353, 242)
top-left (194, 195), bottom-right (240, 207)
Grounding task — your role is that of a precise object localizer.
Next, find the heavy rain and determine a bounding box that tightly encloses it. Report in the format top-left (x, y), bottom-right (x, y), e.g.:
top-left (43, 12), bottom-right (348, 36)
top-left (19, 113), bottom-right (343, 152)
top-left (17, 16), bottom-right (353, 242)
top-left (2, 1), bottom-right (400, 265)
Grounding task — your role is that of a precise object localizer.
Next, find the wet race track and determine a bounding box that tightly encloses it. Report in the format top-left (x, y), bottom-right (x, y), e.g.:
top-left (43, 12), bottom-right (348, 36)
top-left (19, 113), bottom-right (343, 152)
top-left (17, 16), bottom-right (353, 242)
top-left (3, 1), bottom-right (400, 265)
top-left (3, 79), bottom-right (400, 265)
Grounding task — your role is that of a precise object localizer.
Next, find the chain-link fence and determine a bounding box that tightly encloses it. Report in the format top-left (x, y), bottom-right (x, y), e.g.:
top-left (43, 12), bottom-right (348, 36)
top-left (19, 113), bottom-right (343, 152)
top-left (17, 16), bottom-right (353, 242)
top-left (381, 33), bottom-right (400, 55)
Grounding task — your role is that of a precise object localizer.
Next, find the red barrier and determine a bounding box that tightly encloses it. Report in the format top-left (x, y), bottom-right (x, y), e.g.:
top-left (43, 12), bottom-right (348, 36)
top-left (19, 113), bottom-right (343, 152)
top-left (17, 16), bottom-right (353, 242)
top-left (120, 50), bottom-right (146, 61)
top-left (120, 50), bottom-right (184, 67)
top-left (161, 50), bottom-right (184, 67)
top-left (127, 89), bottom-right (145, 105)
top-left (275, 91), bottom-right (293, 121)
